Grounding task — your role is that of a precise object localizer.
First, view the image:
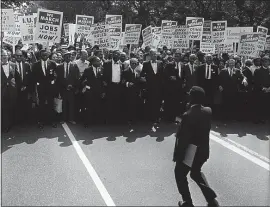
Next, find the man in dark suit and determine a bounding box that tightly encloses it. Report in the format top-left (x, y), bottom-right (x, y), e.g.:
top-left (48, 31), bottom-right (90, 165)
top-left (140, 49), bottom-right (164, 131)
top-left (163, 50), bottom-right (185, 122)
top-left (103, 50), bottom-right (125, 124)
top-left (80, 56), bottom-right (106, 126)
top-left (56, 51), bottom-right (80, 124)
top-left (253, 56), bottom-right (270, 123)
top-left (173, 86), bottom-right (219, 207)
top-left (1, 49), bottom-right (20, 132)
top-left (196, 54), bottom-right (219, 110)
top-left (182, 54), bottom-right (197, 94)
top-left (122, 58), bottom-right (144, 130)
top-left (32, 49), bottom-right (58, 128)
top-left (14, 49), bottom-right (32, 124)
top-left (218, 59), bottom-right (248, 120)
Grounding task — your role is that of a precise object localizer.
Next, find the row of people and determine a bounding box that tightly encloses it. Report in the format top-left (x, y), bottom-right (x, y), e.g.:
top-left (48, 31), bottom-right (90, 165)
top-left (1, 47), bottom-right (270, 133)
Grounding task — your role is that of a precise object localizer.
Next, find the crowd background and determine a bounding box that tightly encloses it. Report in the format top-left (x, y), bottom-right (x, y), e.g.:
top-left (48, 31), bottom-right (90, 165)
top-left (1, 0), bottom-right (270, 133)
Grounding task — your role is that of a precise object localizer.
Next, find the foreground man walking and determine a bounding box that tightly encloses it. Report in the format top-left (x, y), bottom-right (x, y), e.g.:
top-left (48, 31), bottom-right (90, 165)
top-left (173, 86), bottom-right (219, 207)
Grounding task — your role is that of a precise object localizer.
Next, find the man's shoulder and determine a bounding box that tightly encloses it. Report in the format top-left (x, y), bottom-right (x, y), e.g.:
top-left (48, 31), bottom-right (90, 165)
top-left (202, 106), bottom-right (212, 114)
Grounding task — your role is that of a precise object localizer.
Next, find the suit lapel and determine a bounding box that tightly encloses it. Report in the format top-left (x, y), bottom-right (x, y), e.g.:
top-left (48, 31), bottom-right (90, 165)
top-left (1, 66), bottom-right (8, 81)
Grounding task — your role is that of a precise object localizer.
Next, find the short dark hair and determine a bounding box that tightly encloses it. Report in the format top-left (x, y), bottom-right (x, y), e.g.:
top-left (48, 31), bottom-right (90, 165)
top-left (189, 86), bottom-right (205, 105)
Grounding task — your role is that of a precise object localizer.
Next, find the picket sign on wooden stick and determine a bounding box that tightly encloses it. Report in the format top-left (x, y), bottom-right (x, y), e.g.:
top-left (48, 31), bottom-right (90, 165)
top-left (191, 40), bottom-right (194, 52)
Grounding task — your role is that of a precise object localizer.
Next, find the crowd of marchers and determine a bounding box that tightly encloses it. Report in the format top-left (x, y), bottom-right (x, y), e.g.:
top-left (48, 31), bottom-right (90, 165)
top-left (1, 42), bottom-right (270, 133)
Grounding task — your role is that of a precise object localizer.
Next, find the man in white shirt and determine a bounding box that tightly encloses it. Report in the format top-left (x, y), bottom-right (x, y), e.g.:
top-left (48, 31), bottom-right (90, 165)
top-left (103, 50), bottom-right (125, 124)
top-left (31, 49), bottom-right (58, 129)
top-left (75, 50), bottom-right (89, 77)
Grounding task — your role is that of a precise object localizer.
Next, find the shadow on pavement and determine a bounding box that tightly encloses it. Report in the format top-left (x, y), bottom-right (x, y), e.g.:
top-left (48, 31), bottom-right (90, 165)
top-left (1, 124), bottom-right (70, 154)
top-left (211, 120), bottom-right (270, 141)
top-left (67, 121), bottom-right (177, 144)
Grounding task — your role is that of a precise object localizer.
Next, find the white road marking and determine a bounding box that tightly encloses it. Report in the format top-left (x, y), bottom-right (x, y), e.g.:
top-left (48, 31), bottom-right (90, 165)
top-left (211, 131), bottom-right (270, 163)
top-left (210, 134), bottom-right (270, 171)
top-left (62, 123), bottom-right (115, 206)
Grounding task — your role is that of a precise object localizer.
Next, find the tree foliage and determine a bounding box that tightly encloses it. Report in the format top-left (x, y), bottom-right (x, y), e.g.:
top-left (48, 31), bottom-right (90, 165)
top-left (2, 0), bottom-right (270, 31)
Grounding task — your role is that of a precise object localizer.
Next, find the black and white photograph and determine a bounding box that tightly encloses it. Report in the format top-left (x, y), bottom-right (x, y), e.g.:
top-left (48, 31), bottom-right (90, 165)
top-left (1, 0), bottom-right (270, 206)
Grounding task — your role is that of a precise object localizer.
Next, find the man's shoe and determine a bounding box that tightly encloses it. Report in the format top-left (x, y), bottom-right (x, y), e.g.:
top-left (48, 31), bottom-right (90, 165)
top-left (207, 198), bottom-right (220, 207)
top-left (178, 201), bottom-right (194, 207)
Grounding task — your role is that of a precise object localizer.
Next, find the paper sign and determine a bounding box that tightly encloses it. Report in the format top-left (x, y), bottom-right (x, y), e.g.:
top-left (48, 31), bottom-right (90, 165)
top-left (173, 25), bottom-right (188, 49)
top-left (226, 27), bottom-right (253, 43)
top-left (151, 33), bottom-right (161, 49)
top-left (19, 15), bottom-right (35, 43)
top-left (211, 21), bottom-right (227, 44)
top-left (107, 26), bottom-right (122, 50)
top-left (186, 17), bottom-right (204, 40)
top-left (257, 26), bottom-right (268, 51)
top-left (91, 22), bottom-right (110, 49)
top-left (238, 32), bottom-right (260, 58)
top-left (63, 23), bottom-right (69, 37)
top-left (124, 24), bottom-right (142, 45)
top-left (265, 35), bottom-right (270, 51)
top-left (3, 31), bottom-right (21, 45)
top-left (106, 15), bottom-right (122, 28)
top-left (35, 9), bottom-right (63, 43)
top-left (142, 26), bottom-right (152, 47)
top-left (257, 26), bottom-right (268, 35)
top-left (75, 15), bottom-right (94, 38)
top-left (1, 9), bottom-right (15, 32)
top-left (68, 24), bottom-right (76, 45)
top-left (203, 20), bottom-right (211, 35)
top-left (200, 35), bottom-right (215, 54)
top-left (223, 42), bottom-right (234, 55)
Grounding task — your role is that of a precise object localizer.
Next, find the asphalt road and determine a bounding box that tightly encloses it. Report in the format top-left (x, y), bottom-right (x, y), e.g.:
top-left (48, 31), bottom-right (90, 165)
top-left (1, 120), bottom-right (270, 206)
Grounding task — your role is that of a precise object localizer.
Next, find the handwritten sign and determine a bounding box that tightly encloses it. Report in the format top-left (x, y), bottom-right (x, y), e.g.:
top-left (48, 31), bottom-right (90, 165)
top-left (142, 26), bottom-right (152, 47)
top-left (91, 22), bottom-right (110, 49)
top-left (75, 15), bottom-right (94, 38)
top-left (173, 25), bottom-right (188, 49)
top-left (238, 33), bottom-right (260, 58)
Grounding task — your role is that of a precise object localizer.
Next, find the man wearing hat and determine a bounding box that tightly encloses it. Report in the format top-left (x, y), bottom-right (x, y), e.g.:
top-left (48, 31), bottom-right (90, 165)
top-left (31, 49), bottom-right (58, 128)
top-left (55, 51), bottom-right (80, 124)
top-left (173, 86), bottom-right (219, 207)
top-left (253, 56), bottom-right (270, 123)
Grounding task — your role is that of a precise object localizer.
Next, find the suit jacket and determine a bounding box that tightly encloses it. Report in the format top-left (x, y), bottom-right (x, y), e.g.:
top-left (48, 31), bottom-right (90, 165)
top-left (196, 64), bottom-right (219, 92)
top-left (31, 60), bottom-right (57, 99)
top-left (182, 63), bottom-right (197, 92)
top-left (241, 66), bottom-right (253, 91)
top-left (56, 62), bottom-right (80, 97)
top-left (15, 62), bottom-right (32, 93)
top-left (219, 68), bottom-right (245, 96)
top-left (122, 67), bottom-right (142, 97)
top-left (103, 60), bottom-right (125, 84)
top-left (80, 66), bottom-right (105, 97)
top-left (1, 62), bottom-right (20, 105)
top-left (253, 67), bottom-right (270, 93)
top-left (164, 61), bottom-right (184, 95)
top-left (173, 105), bottom-right (212, 163)
top-left (140, 60), bottom-right (164, 94)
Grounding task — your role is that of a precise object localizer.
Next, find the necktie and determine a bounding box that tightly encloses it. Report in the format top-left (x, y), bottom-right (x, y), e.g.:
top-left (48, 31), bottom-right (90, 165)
top-left (191, 64), bottom-right (193, 75)
top-left (65, 63), bottom-right (69, 78)
top-left (19, 63), bottom-right (23, 81)
top-left (44, 61), bottom-right (47, 76)
top-left (206, 65), bottom-right (210, 79)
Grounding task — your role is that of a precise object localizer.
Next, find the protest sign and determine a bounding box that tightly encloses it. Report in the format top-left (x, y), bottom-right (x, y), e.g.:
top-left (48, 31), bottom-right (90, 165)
top-left (63, 23), bottom-right (69, 37)
top-left (203, 20), bottom-right (211, 35)
top-left (211, 21), bottom-right (227, 44)
top-left (173, 25), bottom-right (188, 49)
top-left (75, 15), bottom-right (94, 38)
top-left (186, 17), bottom-right (204, 40)
top-left (119, 32), bottom-right (126, 52)
top-left (3, 31), bottom-right (21, 46)
top-left (68, 24), bottom-right (76, 45)
top-left (151, 33), bottom-right (161, 49)
top-left (107, 27), bottom-right (122, 50)
top-left (223, 42), bottom-right (234, 55)
top-left (106, 15), bottom-right (122, 28)
top-left (200, 35), bottom-right (215, 54)
top-left (124, 24), bottom-right (142, 45)
top-left (1, 9), bottom-right (15, 32)
top-left (91, 22), bottom-right (110, 49)
top-left (19, 15), bottom-right (35, 43)
top-left (14, 13), bottom-right (22, 32)
top-left (142, 26), bottom-right (152, 47)
top-left (238, 32), bottom-right (260, 58)
top-left (226, 27), bottom-right (253, 43)
top-left (161, 20), bottom-right (177, 48)
top-left (152, 27), bottom-right (161, 35)
top-left (257, 26), bottom-right (268, 35)
top-left (266, 35), bottom-right (270, 50)
top-left (257, 26), bottom-right (268, 51)
top-left (34, 9), bottom-right (63, 43)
